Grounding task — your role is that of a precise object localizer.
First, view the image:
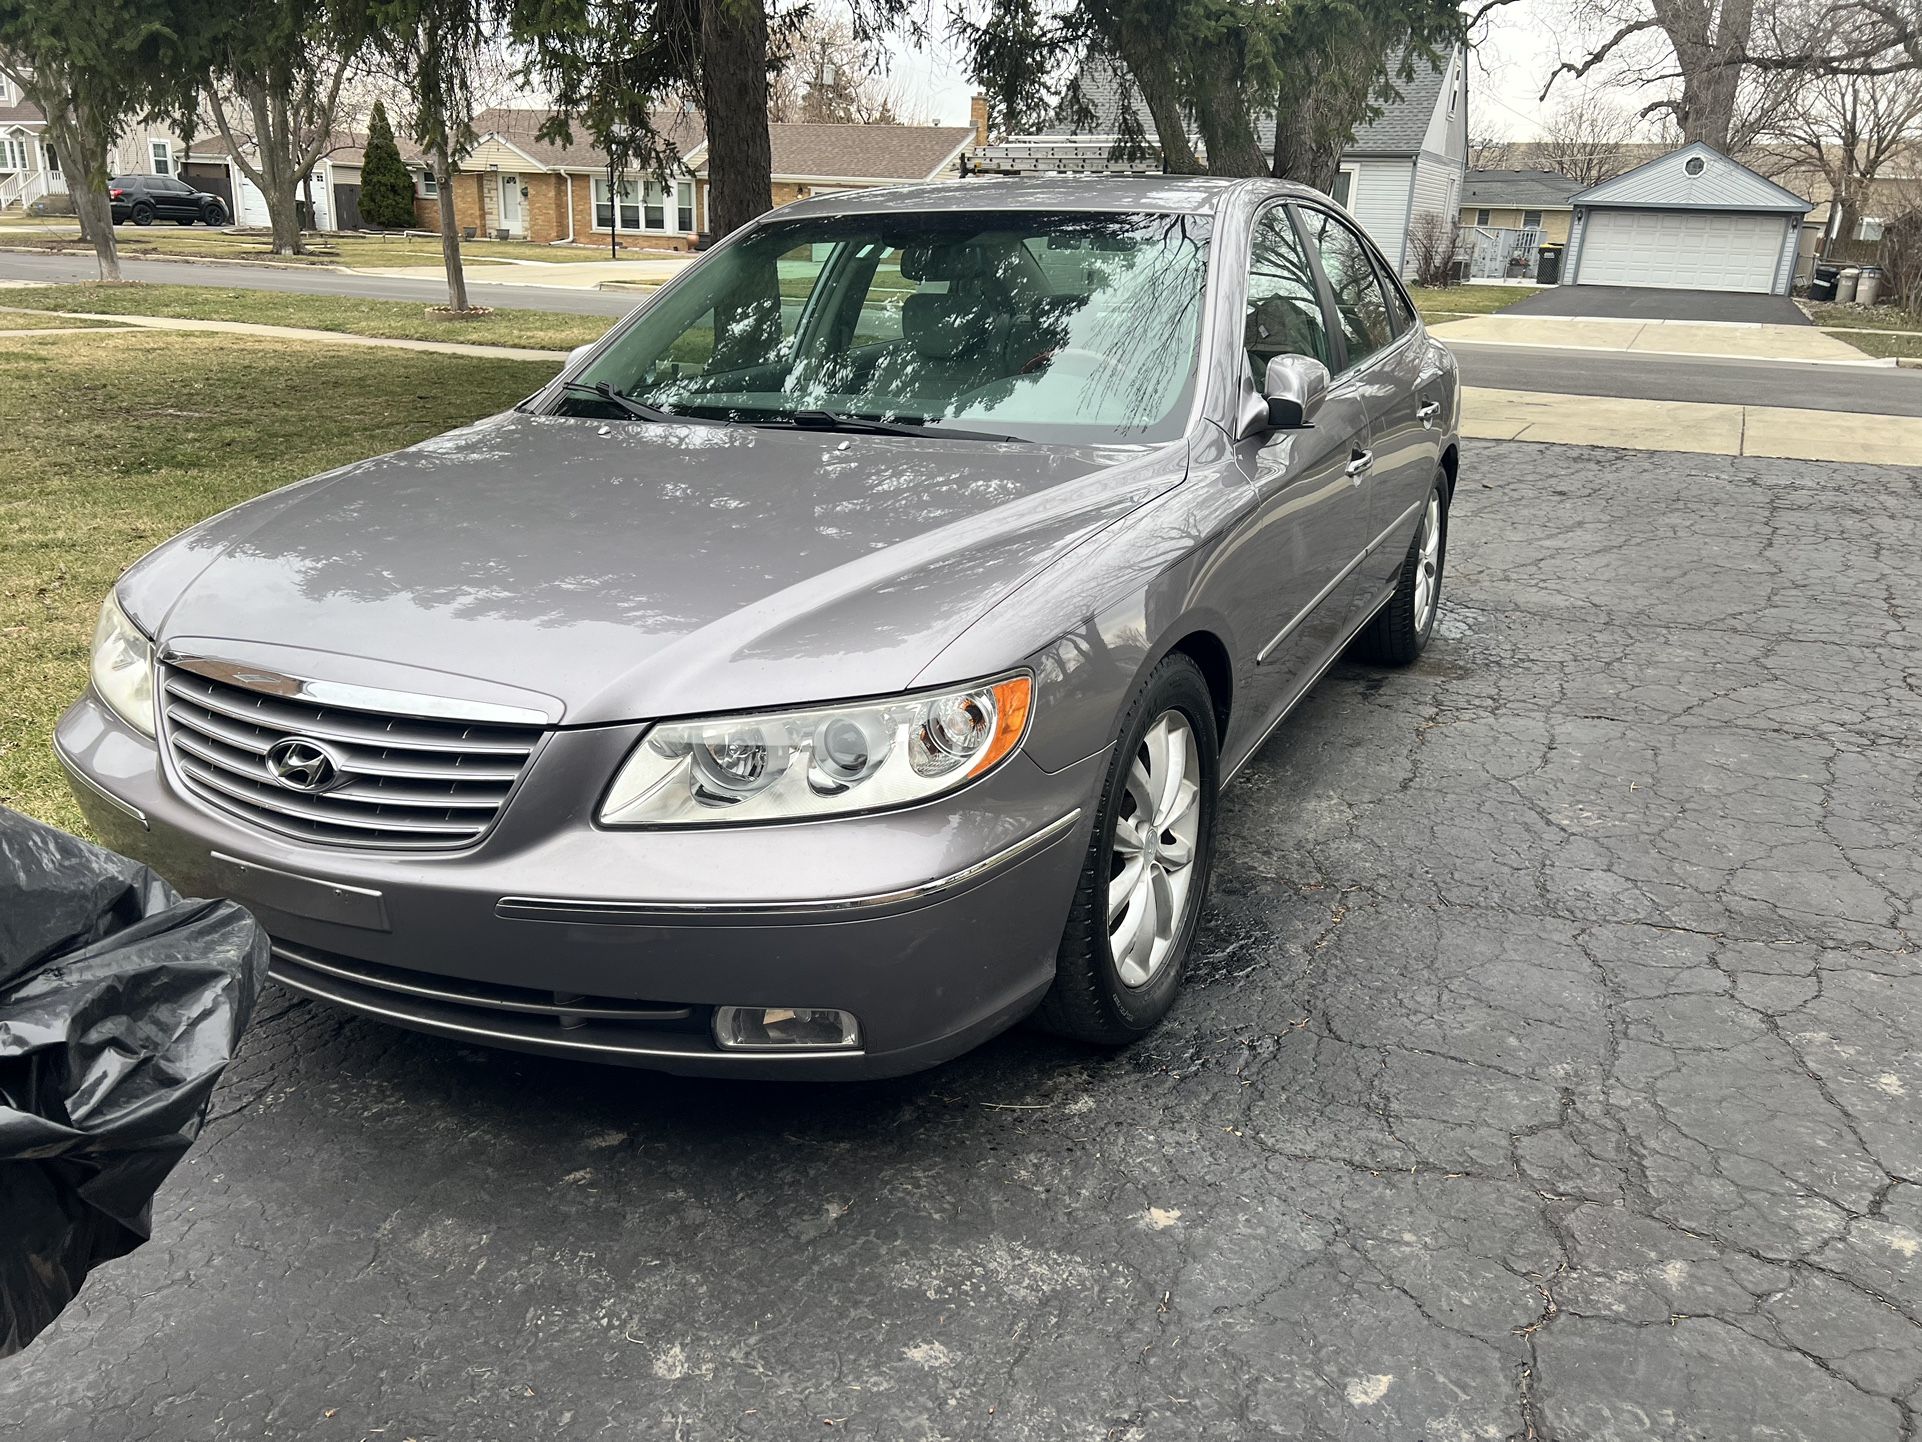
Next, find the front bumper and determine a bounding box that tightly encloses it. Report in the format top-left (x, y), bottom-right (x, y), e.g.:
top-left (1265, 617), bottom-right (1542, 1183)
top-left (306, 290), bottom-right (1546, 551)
top-left (55, 694), bottom-right (1102, 1078)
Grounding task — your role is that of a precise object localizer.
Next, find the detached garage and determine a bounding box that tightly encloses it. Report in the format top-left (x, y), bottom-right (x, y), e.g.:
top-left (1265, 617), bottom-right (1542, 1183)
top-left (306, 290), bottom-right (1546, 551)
top-left (1564, 143), bottom-right (1812, 295)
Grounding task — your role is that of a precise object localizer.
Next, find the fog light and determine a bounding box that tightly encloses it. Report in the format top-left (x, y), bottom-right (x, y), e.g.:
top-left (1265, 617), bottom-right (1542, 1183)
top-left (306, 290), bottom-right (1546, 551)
top-left (713, 1005), bottom-right (861, 1051)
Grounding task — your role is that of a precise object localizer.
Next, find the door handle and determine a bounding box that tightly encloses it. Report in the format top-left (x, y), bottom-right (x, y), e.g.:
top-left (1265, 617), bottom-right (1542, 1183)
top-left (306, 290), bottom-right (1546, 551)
top-left (1345, 449), bottom-right (1373, 481)
top-left (1416, 400), bottom-right (1441, 426)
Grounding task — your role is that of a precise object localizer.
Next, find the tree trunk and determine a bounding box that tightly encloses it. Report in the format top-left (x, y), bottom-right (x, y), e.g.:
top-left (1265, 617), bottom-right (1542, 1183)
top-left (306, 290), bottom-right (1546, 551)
top-left (435, 156), bottom-right (469, 311)
top-left (42, 107), bottom-right (117, 281)
top-left (1187, 39), bottom-right (1268, 175)
top-left (699, 0), bottom-right (774, 238)
top-left (1111, 29), bottom-right (1202, 173)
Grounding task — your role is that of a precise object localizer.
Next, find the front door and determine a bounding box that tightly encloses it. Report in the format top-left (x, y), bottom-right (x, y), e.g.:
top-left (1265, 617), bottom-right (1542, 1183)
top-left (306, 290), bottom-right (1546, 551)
top-left (1295, 205), bottom-right (1435, 609)
top-left (499, 173), bottom-right (522, 236)
top-left (1219, 202), bottom-right (1376, 757)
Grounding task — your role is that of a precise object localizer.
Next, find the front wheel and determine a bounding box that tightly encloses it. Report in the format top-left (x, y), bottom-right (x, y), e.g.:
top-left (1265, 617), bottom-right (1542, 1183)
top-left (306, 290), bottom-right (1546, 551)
top-left (131, 202), bottom-right (154, 226)
top-left (1032, 654), bottom-right (1219, 1044)
top-left (202, 203), bottom-right (227, 226)
top-left (1355, 471), bottom-right (1449, 666)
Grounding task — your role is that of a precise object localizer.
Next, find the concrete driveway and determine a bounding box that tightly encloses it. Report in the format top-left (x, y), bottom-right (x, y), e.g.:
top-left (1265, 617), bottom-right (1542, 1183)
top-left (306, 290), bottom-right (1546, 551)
top-left (1507, 284), bottom-right (1811, 325)
top-left (5, 440), bottom-right (1920, 1441)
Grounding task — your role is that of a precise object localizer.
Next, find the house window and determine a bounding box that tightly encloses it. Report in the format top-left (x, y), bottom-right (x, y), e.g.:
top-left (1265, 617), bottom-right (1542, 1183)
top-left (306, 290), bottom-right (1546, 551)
top-left (1857, 216), bottom-right (1885, 242)
top-left (1523, 209), bottom-right (1543, 230)
top-left (643, 178), bottom-right (666, 230)
top-left (0, 136), bottom-right (25, 172)
top-left (150, 139), bottom-right (172, 175)
top-left (419, 171), bottom-right (438, 198)
top-left (1330, 165), bottom-right (1359, 208)
top-left (42, 142), bottom-right (58, 174)
top-left (1476, 208), bottom-right (1491, 227)
top-left (676, 180), bottom-right (695, 233)
top-left (593, 176), bottom-right (641, 230)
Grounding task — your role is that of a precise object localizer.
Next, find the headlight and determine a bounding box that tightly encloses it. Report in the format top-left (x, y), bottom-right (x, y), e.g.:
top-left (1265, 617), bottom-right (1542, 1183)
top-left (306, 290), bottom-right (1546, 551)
top-left (600, 673), bottom-right (1033, 826)
top-left (90, 591), bottom-right (155, 737)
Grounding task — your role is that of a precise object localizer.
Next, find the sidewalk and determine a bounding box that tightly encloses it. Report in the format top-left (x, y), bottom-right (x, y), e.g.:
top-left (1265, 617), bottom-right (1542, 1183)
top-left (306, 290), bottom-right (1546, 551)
top-left (7, 309), bottom-right (568, 361)
top-left (1432, 314), bottom-right (1888, 366)
top-left (1464, 385), bottom-right (1922, 465)
top-left (353, 257), bottom-right (690, 291)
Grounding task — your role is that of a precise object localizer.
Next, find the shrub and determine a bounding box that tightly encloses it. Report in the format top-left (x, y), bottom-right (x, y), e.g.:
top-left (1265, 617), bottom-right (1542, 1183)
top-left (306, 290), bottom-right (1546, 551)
top-left (358, 101), bottom-right (419, 232)
top-left (1406, 211), bottom-right (1460, 288)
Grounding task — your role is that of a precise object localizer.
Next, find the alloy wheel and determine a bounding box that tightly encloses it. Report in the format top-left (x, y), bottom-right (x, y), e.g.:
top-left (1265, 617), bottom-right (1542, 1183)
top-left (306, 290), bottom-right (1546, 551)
top-left (1107, 710), bottom-right (1203, 988)
top-left (1412, 492), bottom-right (1442, 633)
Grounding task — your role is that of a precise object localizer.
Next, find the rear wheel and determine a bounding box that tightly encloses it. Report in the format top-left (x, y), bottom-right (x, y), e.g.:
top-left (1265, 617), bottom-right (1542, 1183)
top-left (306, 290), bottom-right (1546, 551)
top-left (131, 201), bottom-right (154, 226)
top-left (1354, 471), bottom-right (1448, 666)
top-left (1033, 654), bottom-right (1218, 1044)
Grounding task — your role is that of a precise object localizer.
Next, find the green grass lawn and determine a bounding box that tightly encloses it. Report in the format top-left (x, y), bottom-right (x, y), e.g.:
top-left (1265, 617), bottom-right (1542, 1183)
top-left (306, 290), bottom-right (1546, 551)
top-left (0, 283), bottom-right (614, 351)
top-left (0, 224), bottom-right (667, 268)
top-left (0, 330), bottom-right (562, 834)
top-left (1408, 284), bottom-right (1541, 321)
top-left (0, 310), bottom-right (115, 331)
top-left (1823, 329), bottom-right (1922, 361)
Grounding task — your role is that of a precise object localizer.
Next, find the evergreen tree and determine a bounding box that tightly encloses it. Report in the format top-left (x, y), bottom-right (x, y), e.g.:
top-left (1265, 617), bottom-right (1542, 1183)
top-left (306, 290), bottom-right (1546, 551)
top-left (358, 98), bottom-right (416, 229)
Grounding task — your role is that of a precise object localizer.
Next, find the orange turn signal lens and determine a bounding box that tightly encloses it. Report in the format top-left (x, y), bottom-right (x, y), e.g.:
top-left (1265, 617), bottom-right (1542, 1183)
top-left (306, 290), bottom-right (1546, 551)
top-left (970, 674), bottom-right (1034, 777)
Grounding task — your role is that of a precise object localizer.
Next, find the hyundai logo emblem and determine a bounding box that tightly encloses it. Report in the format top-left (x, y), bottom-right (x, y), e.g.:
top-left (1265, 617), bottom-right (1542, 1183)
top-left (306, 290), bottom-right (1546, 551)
top-left (264, 737), bottom-right (345, 794)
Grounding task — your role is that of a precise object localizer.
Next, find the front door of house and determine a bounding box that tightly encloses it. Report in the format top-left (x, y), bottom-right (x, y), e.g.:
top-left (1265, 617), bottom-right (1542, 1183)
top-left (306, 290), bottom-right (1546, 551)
top-left (499, 173), bottom-right (522, 236)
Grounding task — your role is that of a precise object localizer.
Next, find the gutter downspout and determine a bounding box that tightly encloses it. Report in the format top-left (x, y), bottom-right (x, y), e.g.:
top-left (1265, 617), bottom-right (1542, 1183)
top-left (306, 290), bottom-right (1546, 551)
top-left (562, 171), bottom-right (575, 244)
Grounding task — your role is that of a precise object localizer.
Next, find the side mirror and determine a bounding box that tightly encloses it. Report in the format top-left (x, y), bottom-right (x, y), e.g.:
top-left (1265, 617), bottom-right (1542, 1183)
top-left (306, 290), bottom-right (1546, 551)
top-left (1262, 354), bottom-right (1329, 430)
top-left (567, 343), bottom-right (595, 370)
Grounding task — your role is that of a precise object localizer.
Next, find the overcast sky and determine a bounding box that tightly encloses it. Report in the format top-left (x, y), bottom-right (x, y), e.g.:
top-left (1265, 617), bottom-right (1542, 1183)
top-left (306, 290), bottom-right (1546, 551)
top-left (878, 0), bottom-right (1619, 141)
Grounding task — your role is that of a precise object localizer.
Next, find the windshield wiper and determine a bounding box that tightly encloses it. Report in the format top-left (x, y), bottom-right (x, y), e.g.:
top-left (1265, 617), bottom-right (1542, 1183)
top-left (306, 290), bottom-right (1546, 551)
top-left (560, 379), bottom-right (679, 424)
top-left (783, 409), bottom-right (1020, 444)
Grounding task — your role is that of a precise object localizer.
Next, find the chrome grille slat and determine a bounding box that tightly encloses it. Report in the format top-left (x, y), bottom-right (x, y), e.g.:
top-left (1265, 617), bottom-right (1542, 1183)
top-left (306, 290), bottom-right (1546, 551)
top-left (161, 668), bottom-right (543, 850)
top-left (163, 675), bottom-right (536, 755)
top-left (165, 700), bottom-right (526, 781)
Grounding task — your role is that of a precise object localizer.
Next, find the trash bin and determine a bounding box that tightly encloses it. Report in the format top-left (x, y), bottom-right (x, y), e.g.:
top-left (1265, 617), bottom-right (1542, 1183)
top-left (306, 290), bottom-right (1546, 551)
top-left (1536, 243), bottom-right (1565, 285)
top-left (0, 807), bottom-right (270, 1358)
top-left (1857, 265), bottom-right (1883, 306)
top-left (1836, 266), bottom-right (1861, 303)
top-left (1810, 263), bottom-right (1840, 301)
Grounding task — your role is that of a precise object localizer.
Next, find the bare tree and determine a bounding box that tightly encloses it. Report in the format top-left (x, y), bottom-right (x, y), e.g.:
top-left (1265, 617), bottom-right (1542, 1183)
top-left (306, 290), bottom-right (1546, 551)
top-left (769, 8), bottom-right (915, 123)
top-left (1470, 133), bottom-right (1519, 168)
top-left (1541, 0), bottom-right (1779, 151)
top-left (1405, 209), bottom-right (1460, 283)
top-left (1537, 92), bottom-right (1639, 181)
top-left (1766, 64), bottom-right (1922, 251)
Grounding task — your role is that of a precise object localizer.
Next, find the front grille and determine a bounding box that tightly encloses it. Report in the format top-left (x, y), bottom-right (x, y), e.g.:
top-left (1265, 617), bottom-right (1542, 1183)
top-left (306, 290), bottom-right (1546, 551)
top-left (160, 669), bottom-right (544, 850)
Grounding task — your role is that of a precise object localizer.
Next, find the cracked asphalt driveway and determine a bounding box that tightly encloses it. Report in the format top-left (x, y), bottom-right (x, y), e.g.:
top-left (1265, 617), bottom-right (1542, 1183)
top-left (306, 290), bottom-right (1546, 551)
top-left (5, 440), bottom-right (1920, 1441)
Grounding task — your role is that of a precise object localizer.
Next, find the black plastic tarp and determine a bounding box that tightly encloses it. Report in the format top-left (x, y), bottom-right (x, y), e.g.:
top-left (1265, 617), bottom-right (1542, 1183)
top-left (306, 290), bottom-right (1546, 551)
top-left (1, 806), bottom-right (269, 1357)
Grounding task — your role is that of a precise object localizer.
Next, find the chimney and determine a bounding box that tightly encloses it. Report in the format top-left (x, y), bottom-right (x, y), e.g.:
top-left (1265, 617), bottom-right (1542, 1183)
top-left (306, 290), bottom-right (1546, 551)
top-left (969, 94), bottom-right (990, 147)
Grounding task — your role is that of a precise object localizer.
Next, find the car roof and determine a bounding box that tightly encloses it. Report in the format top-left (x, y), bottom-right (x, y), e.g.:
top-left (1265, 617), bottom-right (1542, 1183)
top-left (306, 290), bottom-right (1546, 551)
top-left (771, 175), bottom-right (1309, 222)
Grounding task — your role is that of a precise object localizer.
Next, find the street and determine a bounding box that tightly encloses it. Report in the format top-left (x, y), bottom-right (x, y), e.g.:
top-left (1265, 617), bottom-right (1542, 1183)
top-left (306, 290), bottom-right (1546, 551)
top-left (6, 249), bottom-right (1919, 414)
top-left (4, 438), bottom-right (1917, 1441)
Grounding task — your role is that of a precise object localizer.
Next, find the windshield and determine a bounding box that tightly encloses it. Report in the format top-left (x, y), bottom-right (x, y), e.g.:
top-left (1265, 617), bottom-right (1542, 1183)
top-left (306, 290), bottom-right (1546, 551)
top-left (559, 209), bottom-right (1213, 445)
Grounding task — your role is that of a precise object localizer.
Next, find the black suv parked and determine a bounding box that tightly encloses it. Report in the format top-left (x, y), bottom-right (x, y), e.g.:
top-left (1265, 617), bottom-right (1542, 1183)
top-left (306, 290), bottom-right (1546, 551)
top-left (108, 175), bottom-right (229, 227)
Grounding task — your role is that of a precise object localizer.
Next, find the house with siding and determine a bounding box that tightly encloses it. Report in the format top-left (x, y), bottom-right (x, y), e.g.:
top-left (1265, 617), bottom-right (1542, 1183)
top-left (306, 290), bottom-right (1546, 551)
top-left (0, 73), bottom-right (193, 213)
top-left (962, 48), bottom-right (1470, 276)
top-left (1458, 169), bottom-right (1583, 245)
top-left (410, 107), bottom-right (980, 249)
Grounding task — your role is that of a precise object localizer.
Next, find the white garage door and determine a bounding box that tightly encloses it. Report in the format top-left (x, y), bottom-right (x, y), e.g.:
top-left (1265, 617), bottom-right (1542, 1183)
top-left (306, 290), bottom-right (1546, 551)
top-left (1577, 209), bottom-right (1787, 292)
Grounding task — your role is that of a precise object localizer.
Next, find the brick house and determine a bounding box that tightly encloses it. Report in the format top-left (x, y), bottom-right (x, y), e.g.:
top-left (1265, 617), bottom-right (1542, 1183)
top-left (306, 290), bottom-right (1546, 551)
top-left (410, 107), bottom-right (981, 249)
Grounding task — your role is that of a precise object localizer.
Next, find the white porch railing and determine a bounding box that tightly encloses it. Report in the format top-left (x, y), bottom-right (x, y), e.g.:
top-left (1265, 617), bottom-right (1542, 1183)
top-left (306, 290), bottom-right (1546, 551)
top-left (1455, 225), bottom-right (1545, 280)
top-left (0, 169), bottom-right (58, 211)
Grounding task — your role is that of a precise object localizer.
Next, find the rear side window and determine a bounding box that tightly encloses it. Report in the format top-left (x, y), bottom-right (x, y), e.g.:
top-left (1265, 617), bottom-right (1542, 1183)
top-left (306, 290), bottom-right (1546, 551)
top-left (1298, 208), bottom-right (1393, 368)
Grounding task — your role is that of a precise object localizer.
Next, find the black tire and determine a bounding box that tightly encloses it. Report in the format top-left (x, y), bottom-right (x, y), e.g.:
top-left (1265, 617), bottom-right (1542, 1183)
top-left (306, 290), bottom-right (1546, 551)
top-left (202, 203), bottom-right (227, 226)
top-left (1032, 653), bottom-right (1219, 1044)
top-left (131, 202), bottom-right (154, 226)
top-left (1354, 469), bottom-right (1449, 667)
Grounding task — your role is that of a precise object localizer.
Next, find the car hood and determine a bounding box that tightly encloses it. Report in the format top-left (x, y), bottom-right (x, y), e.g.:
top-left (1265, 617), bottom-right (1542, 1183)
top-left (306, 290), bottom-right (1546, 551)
top-left (122, 411), bottom-right (1181, 724)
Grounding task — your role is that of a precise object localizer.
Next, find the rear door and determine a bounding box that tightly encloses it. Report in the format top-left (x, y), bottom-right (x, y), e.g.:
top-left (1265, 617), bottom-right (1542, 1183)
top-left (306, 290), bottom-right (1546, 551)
top-left (1295, 205), bottom-right (1435, 611)
top-left (1222, 202), bottom-right (1376, 717)
top-left (155, 177), bottom-right (194, 220)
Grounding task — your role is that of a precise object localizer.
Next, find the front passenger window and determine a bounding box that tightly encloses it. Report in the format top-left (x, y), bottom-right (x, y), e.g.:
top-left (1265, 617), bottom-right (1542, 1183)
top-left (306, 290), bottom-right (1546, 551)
top-left (1243, 209), bottom-right (1333, 379)
top-left (1300, 210), bottom-right (1393, 367)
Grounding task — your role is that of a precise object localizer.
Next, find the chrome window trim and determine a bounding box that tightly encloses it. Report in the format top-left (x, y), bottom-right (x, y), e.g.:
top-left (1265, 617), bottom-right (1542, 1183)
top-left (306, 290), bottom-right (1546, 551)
top-left (498, 806), bottom-right (1083, 921)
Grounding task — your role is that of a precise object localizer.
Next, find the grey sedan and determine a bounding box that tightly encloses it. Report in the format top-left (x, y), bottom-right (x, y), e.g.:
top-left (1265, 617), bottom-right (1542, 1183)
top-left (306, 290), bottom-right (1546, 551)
top-left (57, 177), bottom-right (1460, 1077)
